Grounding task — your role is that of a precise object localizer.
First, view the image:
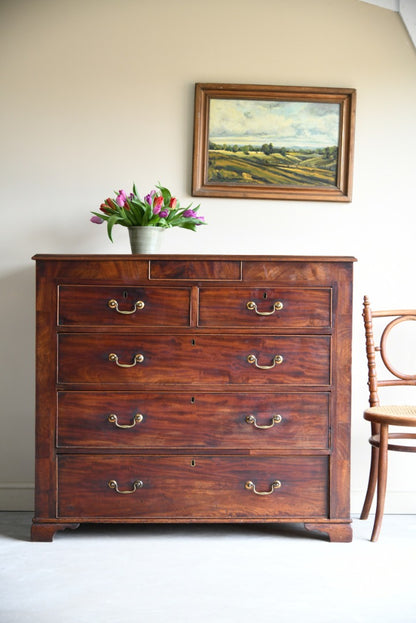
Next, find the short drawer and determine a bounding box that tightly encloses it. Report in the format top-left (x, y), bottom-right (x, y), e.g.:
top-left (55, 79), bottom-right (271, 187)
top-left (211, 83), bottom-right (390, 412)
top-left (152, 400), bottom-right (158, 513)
top-left (149, 259), bottom-right (241, 280)
top-left (58, 286), bottom-right (191, 326)
top-left (199, 287), bottom-right (332, 328)
top-left (57, 391), bottom-right (330, 449)
top-left (57, 334), bottom-right (331, 385)
top-left (57, 455), bottom-right (328, 519)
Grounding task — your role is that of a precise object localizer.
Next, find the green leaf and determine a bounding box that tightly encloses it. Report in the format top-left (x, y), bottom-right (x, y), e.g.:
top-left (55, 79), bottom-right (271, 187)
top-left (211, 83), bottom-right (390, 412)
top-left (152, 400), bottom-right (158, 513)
top-left (107, 214), bottom-right (121, 242)
top-left (121, 207), bottom-right (135, 226)
top-left (143, 201), bottom-right (154, 225)
top-left (180, 222), bottom-right (198, 231)
top-left (129, 201), bottom-right (146, 225)
top-left (157, 183), bottom-right (171, 205)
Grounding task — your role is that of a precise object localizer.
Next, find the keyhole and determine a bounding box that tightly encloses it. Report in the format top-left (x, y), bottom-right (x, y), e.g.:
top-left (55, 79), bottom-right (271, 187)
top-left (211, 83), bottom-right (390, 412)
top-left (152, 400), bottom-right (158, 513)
top-left (191, 339), bottom-right (196, 346)
top-left (191, 396), bottom-right (195, 404)
top-left (123, 290), bottom-right (128, 299)
top-left (263, 292), bottom-right (268, 299)
top-left (191, 459), bottom-right (196, 467)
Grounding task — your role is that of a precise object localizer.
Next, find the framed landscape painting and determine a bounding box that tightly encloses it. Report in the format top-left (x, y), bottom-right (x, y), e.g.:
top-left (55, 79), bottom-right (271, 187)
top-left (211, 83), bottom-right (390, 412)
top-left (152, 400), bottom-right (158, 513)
top-left (192, 83), bottom-right (356, 202)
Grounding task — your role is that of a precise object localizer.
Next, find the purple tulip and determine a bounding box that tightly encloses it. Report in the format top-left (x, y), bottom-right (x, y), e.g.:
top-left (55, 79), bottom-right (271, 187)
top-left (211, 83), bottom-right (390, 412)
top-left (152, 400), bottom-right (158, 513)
top-left (116, 190), bottom-right (127, 207)
top-left (183, 209), bottom-right (197, 218)
top-left (90, 215), bottom-right (104, 224)
top-left (144, 190), bottom-right (156, 206)
top-left (196, 216), bottom-right (205, 224)
top-left (159, 209), bottom-right (169, 218)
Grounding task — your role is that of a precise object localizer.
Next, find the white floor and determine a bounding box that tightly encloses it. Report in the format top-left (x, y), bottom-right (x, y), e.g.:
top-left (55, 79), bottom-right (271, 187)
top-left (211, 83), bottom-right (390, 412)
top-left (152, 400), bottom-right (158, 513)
top-left (1, 513), bottom-right (415, 623)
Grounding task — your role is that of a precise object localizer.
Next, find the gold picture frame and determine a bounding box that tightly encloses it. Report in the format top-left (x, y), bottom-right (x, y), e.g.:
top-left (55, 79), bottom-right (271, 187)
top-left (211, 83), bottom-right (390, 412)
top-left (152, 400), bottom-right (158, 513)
top-left (192, 83), bottom-right (356, 202)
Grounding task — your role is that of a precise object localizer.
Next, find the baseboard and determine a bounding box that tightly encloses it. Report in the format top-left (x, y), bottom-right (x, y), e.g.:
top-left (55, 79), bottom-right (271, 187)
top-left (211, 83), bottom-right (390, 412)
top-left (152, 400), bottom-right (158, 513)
top-left (0, 484), bottom-right (415, 514)
top-left (0, 484), bottom-right (34, 511)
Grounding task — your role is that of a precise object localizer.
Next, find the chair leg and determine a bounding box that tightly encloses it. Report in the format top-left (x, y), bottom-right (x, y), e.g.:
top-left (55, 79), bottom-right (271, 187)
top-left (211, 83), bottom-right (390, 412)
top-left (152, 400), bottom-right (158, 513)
top-left (370, 423), bottom-right (389, 542)
top-left (360, 444), bottom-right (379, 520)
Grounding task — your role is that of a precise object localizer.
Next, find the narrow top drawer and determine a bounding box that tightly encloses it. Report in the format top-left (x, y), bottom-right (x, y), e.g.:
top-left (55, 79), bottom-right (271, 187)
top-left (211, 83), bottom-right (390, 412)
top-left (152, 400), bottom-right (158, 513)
top-left (149, 259), bottom-right (241, 280)
top-left (199, 287), bottom-right (332, 328)
top-left (58, 286), bottom-right (191, 326)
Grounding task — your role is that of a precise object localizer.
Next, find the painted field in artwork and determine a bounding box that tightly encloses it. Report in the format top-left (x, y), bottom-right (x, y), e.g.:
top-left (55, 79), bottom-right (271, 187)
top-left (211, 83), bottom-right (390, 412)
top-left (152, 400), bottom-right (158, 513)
top-left (207, 146), bottom-right (338, 187)
top-left (207, 98), bottom-right (340, 187)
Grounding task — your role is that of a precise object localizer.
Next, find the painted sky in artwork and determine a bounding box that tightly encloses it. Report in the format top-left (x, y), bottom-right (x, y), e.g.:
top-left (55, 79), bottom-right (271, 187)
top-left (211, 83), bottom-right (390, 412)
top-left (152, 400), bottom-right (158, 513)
top-left (209, 99), bottom-right (340, 149)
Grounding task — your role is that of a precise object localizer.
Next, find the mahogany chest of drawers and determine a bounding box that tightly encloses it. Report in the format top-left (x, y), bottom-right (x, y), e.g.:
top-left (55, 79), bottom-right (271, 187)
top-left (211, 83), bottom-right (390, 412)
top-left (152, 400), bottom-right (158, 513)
top-left (31, 254), bottom-right (355, 542)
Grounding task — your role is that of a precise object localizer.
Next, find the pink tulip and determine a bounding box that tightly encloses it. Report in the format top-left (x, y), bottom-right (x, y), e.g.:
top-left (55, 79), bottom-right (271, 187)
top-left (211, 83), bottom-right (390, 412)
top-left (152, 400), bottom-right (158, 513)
top-left (91, 215), bottom-right (104, 224)
top-left (116, 190), bottom-right (127, 207)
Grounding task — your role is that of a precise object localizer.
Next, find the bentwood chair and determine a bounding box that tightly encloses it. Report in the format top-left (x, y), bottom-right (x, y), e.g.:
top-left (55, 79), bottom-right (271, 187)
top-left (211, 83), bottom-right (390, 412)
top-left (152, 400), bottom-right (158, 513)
top-left (360, 295), bottom-right (416, 541)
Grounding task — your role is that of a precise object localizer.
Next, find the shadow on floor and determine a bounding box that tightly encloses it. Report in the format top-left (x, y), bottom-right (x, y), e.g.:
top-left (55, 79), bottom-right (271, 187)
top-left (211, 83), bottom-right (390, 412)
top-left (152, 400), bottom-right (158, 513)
top-left (0, 512), bottom-right (326, 542)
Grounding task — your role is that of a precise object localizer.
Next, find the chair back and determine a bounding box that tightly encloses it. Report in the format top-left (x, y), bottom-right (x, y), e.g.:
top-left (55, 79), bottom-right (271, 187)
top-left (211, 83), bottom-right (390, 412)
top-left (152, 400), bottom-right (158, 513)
top-left (363, 295), bottom-right (416, 407)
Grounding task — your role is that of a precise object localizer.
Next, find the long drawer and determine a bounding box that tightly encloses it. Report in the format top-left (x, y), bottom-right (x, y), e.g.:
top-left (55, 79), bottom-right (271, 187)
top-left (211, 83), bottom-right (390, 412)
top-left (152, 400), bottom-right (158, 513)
top-left (57, 334), bottom-right (331, 385)
top-left (57, 391), bottom-right (330, 449)
top-left (57, 455), bottom-right (328, 519)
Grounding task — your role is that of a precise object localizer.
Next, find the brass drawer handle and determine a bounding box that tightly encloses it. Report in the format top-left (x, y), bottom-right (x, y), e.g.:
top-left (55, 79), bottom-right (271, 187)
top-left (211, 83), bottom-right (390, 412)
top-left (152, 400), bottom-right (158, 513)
top-left (108, 299), bottom-right (145, 314)
top-left (247, 354), bottom-right (283, 369)
top-left (108, 353), bottom-right (144, 367)
top-left (107, 413), bottom-right (143, 429)
top-left (246, 300), bottom-right (283, 315)
top-left (245, 414), bottom-right (282, 429)
top-left (108, 479), bottom-right (143, 494)
top-left (245, 480), bottom-right (281, 495)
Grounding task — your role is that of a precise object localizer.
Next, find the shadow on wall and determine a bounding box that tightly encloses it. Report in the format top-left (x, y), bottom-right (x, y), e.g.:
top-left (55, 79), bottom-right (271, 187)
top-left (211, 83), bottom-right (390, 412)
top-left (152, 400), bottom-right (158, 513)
top-left (0, 266), bottom-right (36, 490)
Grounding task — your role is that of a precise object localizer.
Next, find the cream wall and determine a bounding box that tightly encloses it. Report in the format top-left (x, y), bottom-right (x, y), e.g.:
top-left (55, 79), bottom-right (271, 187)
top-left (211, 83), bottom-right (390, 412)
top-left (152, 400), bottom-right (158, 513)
top-left (1, 0), bottom-right (415, 513)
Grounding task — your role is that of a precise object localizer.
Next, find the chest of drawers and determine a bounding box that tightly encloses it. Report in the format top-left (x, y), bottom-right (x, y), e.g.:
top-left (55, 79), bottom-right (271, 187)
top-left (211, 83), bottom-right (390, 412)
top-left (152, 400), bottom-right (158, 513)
top-left (31, 255), bottom-right (355, 541)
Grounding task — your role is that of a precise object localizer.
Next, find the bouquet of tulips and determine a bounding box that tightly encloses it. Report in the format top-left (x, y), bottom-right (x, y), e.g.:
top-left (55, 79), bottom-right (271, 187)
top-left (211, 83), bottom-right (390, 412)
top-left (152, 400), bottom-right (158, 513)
top-left (91, 183), bottom-right (206, 241)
